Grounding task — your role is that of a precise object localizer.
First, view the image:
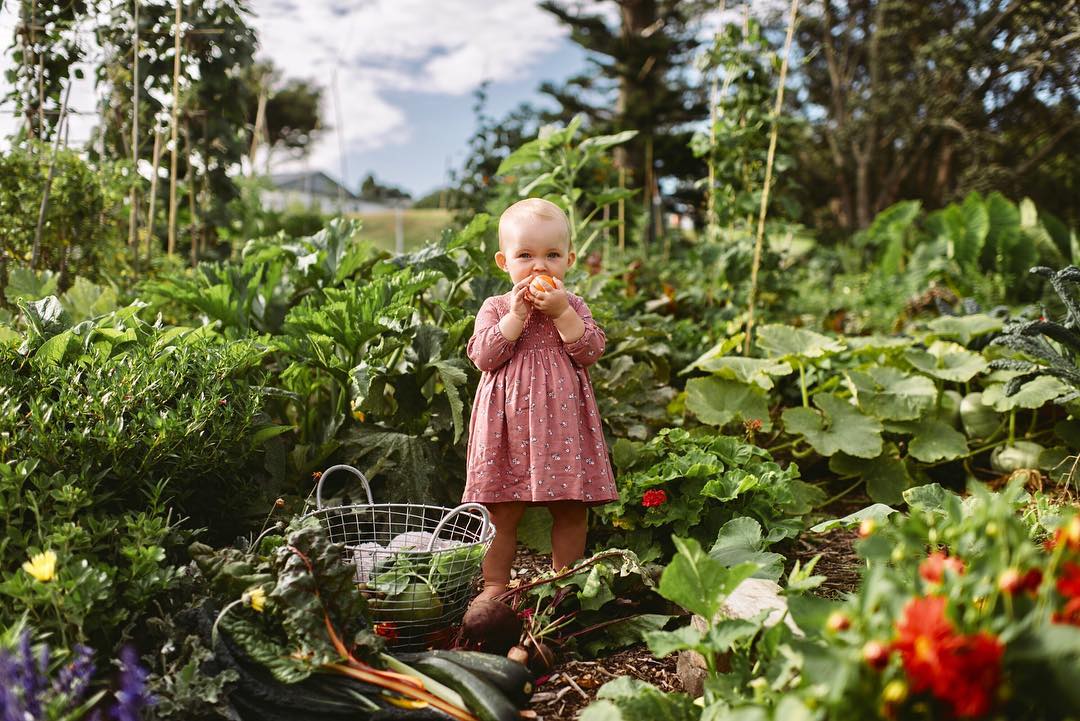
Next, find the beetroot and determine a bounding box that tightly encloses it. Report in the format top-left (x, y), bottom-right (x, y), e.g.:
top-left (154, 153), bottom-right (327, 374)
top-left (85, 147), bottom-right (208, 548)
top-left (461, 599), bottom-right (522, 654)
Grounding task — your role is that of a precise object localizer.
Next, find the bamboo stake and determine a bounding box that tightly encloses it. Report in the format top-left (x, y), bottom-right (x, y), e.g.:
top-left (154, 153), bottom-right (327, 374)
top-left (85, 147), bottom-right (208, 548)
top-left (706, 0), bottom-right (726, 227)
top-left (617, 167), bottom-right (626, 252)
top-left (145, 127), bottom-right (163, 264)
top-left (31, 81), bottom-right (71, 269)
top-left (187, 122), bottom-right (197, 266)
top-left (129, 0), bottom-right (140, 249)
top-left (167, 0), bottom-right (182, 256)
top-left (744, 0), bottom-right (800, 355)
top-left (248, 78), bottom-right (267, 172)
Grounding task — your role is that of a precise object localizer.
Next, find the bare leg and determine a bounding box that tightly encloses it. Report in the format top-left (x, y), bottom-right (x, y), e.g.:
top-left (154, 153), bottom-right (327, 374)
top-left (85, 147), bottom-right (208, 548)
top-left (549, 501), bottom-right (588, 572)
top-left (476, 502), bottom-right (526, 603)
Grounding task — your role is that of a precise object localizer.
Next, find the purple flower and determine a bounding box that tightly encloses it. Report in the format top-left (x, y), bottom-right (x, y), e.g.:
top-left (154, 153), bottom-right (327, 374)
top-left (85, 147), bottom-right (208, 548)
top-left (55, 644), bottom-right (96, 699)
top-left (109, 645), bottom-right (155, 721)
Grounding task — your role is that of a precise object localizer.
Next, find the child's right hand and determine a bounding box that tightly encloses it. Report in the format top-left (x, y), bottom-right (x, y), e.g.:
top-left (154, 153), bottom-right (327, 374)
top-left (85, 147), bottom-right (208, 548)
top-left (508, 277), bottom-right (533, 321)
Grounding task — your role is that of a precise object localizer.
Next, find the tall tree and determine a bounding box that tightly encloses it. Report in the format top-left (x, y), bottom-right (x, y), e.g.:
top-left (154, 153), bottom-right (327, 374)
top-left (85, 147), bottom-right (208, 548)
top-left (794, 0), bottom-right (1080, 231)
top-left (538, 1), bottom-right (711, 209)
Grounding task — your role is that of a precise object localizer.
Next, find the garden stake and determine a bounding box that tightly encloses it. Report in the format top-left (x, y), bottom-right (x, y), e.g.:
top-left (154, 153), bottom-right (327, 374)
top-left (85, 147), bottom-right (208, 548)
top-left (744, 0), bottom-right (800, 355)
top-left (30, 79), bottom-right (71, 270)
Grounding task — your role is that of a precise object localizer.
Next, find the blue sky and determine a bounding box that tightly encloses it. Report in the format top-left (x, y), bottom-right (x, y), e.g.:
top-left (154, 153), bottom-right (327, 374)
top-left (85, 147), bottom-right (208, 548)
top-left (326, 40), bottom-right (591, 199)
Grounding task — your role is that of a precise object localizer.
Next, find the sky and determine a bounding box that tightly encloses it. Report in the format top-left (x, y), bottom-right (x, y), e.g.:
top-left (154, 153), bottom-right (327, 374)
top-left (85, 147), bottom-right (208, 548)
top-left (0, 0), bottom-right (597, 199)
top-left (0, 0), bottom-right (794, 198)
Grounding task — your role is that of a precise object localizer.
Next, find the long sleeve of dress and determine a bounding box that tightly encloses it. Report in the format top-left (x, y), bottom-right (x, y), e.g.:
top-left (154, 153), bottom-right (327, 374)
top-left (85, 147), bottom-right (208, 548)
top-left (467, 297), bottom-right (517, 372)
top-left (563, 295), bottom-right (605, 368)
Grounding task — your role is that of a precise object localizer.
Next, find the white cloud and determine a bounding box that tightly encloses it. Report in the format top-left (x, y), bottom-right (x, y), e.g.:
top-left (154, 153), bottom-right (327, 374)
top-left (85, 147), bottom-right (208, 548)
top-left (0, 1), bottom-right (569, 181)
top-left (248, 0), bottom-right (568, 177)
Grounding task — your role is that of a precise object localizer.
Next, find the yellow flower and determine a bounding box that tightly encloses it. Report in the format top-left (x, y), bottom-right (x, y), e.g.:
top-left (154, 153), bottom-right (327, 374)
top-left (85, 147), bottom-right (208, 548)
top-left (243, 586), bottom-right (267, 612)
top-left (882, 679), bottom-right (908, 704)
top-left (610, 516), bottom-right (633, 530)
top-left (352, 409), bottom-right (365, 422)
top-left (23, 550), bottom-right (57, 583)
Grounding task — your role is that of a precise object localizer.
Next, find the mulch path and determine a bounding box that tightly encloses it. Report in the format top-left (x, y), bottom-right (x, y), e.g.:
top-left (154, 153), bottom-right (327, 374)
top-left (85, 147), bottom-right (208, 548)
top-left (506, 545), bottom-right (682, 721)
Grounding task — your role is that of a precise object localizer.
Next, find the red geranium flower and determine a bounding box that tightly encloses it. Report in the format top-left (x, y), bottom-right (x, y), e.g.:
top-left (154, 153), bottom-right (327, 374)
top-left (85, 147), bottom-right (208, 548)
top-left (945, 631), bottom-right (1004, 718)
top-left (1054, 596), bottom-right (1080, 626)
top-left (642, 489), bottom-right (668, 508)
top-left (919, 551), bottom-right (965, 584)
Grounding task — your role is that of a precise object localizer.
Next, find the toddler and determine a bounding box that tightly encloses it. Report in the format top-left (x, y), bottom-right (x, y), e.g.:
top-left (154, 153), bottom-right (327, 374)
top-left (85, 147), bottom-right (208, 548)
top-left (464, 197), bottom-right (617, 603)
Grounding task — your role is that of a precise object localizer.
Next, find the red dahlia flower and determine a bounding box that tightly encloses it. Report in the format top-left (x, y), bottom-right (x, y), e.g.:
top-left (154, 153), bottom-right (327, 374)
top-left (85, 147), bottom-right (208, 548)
top-left (919, 551), bottom-right (965, 584)
top-left (641, 489), bottom-right (668, 508)
top-left (1058, 561), bottom-right (1080, 599)
top-left (892, 596), bottom-right (1003, 718)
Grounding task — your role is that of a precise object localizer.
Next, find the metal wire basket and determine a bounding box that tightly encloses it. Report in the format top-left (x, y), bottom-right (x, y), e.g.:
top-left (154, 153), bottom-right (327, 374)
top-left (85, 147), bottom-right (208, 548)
top-left (302, 465), bottom-right (494, 650)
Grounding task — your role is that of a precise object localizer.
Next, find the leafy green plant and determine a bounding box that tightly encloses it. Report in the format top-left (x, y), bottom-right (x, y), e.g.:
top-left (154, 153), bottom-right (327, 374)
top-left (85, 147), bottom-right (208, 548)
top-left (593, 429), bottom-right (822, 562)
top-left (0, 296), bottom-right (276, 650)
top-left (683, 315), bottom-right (1076, 504)
top-left (495, 115), bottom-right (637, 257)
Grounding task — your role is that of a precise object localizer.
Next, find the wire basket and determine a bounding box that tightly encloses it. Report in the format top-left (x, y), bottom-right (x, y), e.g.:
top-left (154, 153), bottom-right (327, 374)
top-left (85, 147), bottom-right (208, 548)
top-left (302, 465), bottom-right (494, 650)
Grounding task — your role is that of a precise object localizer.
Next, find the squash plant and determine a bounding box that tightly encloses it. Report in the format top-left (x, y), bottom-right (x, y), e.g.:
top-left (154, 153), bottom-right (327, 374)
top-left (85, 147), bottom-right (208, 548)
top-left (684, 316), bottom-right (1075, 504)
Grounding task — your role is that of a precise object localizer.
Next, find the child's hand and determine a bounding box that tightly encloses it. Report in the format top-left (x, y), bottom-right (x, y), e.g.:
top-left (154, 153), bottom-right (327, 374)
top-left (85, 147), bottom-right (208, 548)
top-left (507, 277), bottom-right (533, 321)
top-left (530, 276), bottom-right (571, 319)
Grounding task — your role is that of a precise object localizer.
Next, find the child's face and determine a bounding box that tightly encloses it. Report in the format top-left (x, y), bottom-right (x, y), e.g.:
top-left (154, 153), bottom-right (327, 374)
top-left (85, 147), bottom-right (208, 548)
top-left (495, 218), bottom-right (575, 285)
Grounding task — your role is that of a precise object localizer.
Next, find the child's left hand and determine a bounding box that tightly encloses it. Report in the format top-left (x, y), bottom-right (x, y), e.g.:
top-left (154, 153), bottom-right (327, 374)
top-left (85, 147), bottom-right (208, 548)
top-left (530, 276), bottom-right (571, 319)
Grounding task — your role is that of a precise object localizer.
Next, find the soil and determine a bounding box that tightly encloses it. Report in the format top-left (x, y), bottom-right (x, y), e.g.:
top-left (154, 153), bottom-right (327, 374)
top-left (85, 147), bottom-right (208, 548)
top-left (507, 544), bottom-right (682, 721)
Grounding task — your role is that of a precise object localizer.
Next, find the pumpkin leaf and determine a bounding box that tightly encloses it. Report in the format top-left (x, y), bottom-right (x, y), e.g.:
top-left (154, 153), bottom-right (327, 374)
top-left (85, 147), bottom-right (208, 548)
top-left (983, 375), bottom-right (1072, 411)
top-left (904, 340), bottom-right (988, 382)
top-left (782, 394), bottom-right (883, 459)
top-left (685, 377), bottom-right (771, 431)
top-left (846, 367), bottom-right (937, 420)
top-left (756, 324), bottom-right (844, 359)
top-left (686, 356), bottom-right (793, 390)
top-left (906, 417), bottom-right (969, 463)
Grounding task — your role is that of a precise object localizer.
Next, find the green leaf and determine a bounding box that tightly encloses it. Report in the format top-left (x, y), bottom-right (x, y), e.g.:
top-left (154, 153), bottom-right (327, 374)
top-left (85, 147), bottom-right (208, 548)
top-left (846, 367), bottom-right (937, 420)
top-left (809, 503), bottom-right (898, 533)
top-left (581, 677), bottom-right (698, 721)
top-left (924, 314), bottom-right (1003, 345)
top-left (828, 445), bottom-right (912, 504)
top-left (687, 356), bottom-right (793, 390)
top-left (431, 359), bottom-right (468, 442)
top-left (681, 334), bottom-right (745, 375)
top-left (906, 417), bottom-right (968, 462)
top-left (582, 614), bottom-right (672, 656)
top-left (903, 341), bottom-right (988, 382)
top-left (643, 625), bottom-right (704, 658)
top-left (983, 375), bottom-right (1071, 411)
top-left (250, 424), bottom-right (294, 445)
top-left (756, 324), bottom-right (844, 359)
top-left (4, 267), bottom-right (58, 303)
top-left (708, 517), bottom-right (784, 581)
top-left (903, 483), bottom-right (952, 512)
top-left (782, 394), bottom-right (883, 458)
top-left (686, 377), bottom-right (771, 431)
top-left (658, 536), bottom-right (757, 621)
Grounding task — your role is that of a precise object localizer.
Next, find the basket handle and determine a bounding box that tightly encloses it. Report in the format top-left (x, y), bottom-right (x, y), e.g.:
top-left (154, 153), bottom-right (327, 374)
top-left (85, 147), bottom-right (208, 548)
top-left (315, 464), bottom-right (374, 509)
top-left (428, 502), bottom-right (491, 551)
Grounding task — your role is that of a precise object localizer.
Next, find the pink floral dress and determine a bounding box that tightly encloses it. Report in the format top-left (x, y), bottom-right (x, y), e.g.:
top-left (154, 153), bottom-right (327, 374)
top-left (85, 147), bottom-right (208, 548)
top-left (463, 292), bottom-right (617, 505)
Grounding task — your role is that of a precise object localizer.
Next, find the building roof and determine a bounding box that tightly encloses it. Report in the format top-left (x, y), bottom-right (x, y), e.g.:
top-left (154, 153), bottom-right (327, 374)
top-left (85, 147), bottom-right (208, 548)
top-left (269, 170), bottom-right (358, 199)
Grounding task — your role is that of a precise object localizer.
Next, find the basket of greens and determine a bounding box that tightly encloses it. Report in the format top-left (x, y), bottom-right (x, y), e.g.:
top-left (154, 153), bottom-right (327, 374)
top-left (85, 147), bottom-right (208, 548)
top-left (303, 465), bottom-right (493, 649)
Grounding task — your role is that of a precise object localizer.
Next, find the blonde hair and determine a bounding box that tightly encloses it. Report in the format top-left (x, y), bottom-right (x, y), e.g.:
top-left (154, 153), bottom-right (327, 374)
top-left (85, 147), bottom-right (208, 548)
top-left (498, 198), bottom-right (572, 250)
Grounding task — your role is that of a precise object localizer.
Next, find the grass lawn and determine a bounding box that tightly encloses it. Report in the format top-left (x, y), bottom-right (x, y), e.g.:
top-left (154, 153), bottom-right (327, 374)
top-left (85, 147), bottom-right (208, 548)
top-left (348, 208), bottom-right (456, 253)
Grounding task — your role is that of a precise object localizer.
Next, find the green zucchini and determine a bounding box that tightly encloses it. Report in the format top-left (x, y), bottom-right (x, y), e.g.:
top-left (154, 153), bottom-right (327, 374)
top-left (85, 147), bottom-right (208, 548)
top-left (430, 650), bottom-right (534, 706)
top-left (411, 656), bottom-right (520, 721)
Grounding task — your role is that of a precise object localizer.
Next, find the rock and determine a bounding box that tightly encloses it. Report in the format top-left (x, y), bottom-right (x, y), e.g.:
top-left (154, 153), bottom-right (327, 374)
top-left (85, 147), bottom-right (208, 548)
top-left (676, 577), bottom-right (801, 696)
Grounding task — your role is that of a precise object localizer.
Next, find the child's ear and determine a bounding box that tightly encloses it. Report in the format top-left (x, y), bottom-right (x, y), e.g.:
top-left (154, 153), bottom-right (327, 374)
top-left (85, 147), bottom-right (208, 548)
top-left (567, 250), bottom-right (577, 267)
top-left (495, 251), bottom-right (508, 271)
